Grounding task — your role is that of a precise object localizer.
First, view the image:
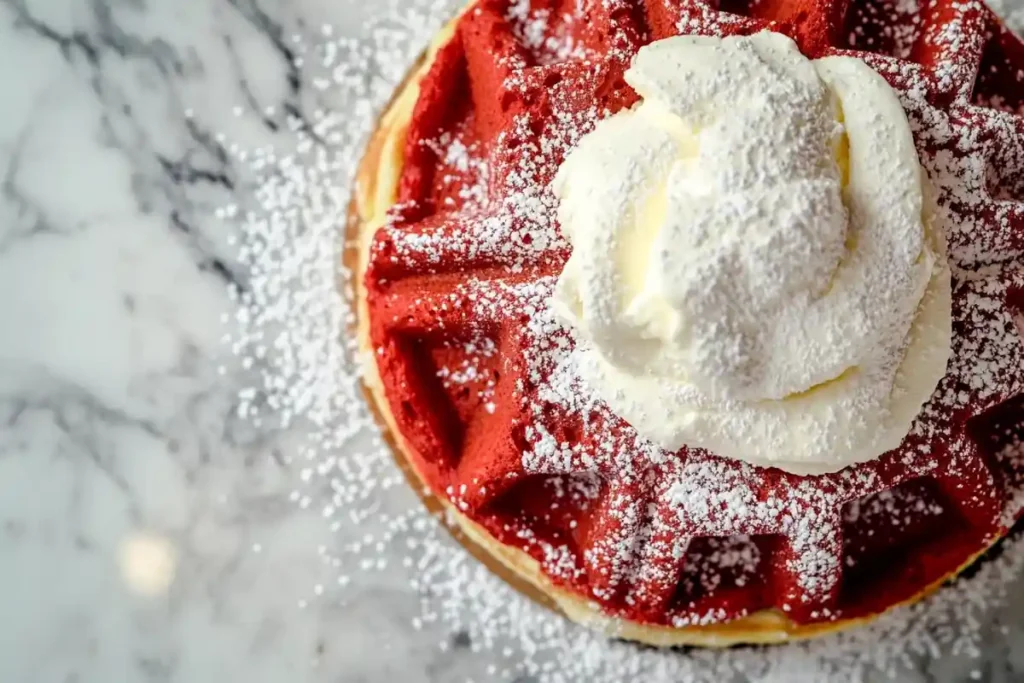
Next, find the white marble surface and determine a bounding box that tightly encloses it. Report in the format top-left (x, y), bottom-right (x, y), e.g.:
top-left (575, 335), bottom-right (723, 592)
top-left (1, 1), bottom-right (1023, 682)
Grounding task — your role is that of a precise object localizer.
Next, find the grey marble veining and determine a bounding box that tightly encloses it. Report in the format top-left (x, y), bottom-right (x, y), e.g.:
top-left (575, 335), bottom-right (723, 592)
top-left (0, 1), bottom-right (1022, 682)
top-left (0, 1), bottom-right (445, 681)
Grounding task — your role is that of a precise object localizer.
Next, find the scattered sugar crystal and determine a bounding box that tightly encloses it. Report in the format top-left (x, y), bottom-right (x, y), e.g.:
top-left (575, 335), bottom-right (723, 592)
top-left (226, 0), bottom-right (1024, 681)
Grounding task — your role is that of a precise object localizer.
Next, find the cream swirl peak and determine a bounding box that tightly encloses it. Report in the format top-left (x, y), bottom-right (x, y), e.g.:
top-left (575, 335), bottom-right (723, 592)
top-left (552, 32), bottom-right (952, 475)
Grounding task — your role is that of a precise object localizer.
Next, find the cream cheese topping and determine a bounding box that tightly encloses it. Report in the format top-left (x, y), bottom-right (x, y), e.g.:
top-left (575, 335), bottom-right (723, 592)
top-left (552, 31), bottom-right (952, 474)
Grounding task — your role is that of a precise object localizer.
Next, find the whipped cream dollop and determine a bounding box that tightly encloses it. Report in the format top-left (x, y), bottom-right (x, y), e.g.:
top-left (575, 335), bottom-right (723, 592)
top-left (552, 32), bottom-right (952, 475)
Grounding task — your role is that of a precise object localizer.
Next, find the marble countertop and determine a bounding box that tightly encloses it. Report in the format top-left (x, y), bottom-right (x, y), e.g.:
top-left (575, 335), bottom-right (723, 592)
top-left (1, 1), bottom-right (1023, 682)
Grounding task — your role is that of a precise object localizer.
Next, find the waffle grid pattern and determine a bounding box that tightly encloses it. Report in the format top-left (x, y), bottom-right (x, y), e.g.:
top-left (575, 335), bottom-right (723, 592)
top-left (365, 0), bottom-right (1024, 628)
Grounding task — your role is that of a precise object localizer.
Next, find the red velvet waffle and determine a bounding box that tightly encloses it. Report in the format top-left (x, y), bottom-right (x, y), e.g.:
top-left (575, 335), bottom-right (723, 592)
top-left (357, 0), bottom-right (1024, 640)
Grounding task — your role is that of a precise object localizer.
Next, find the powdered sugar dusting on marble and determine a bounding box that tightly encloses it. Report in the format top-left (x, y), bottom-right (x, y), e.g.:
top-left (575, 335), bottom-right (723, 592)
top-left (228, 0), bottom-right (1024, 681)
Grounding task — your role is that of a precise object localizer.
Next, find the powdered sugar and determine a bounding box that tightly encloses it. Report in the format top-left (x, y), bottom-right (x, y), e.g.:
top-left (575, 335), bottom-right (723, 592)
top-left (228, 0), bottom-right (1024, 680)
top-left (506, 0), bottom-right (592, 64)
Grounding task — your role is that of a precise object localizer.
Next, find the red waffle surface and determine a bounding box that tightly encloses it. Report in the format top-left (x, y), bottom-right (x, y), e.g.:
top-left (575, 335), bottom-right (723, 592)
top-left (365, 0), bottom-right (1024, 629)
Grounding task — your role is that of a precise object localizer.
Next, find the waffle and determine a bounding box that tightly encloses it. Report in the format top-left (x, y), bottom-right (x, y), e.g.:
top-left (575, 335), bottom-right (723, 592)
top-left (351, 0), bottom-right (1024, 646)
